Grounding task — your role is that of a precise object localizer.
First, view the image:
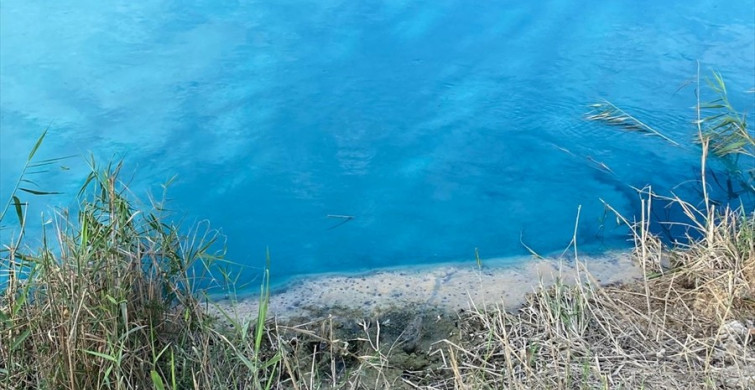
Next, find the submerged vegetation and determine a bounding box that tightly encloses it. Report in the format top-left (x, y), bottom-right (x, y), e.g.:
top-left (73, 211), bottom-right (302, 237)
top-left (1, 73), bottom-right (754, 389)
top-left (585, 100), bottom-right (681, 146)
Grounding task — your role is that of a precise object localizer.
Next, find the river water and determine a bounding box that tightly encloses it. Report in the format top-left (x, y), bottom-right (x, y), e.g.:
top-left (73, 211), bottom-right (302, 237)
top-left (1, 1), bottom-right (753, 286)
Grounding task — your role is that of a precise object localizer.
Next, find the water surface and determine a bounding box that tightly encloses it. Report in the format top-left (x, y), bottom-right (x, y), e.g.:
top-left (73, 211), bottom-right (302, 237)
top-left (1, 1), bottom-right (753, 286)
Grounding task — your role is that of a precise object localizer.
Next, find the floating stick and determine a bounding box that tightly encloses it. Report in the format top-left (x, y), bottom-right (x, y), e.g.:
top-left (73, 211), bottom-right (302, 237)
top-left (326, 214), bottom-right (354, 220)
top-left (326, 214), bottom-right (355, 230)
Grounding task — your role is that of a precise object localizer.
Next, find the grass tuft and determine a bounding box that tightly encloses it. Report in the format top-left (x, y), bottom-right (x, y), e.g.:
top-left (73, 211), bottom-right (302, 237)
top-left (1, 157), bottom-right (281, 389)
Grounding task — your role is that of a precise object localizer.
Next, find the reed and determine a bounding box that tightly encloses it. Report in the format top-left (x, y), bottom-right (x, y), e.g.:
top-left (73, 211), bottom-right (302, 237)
top-left (0, 146), bottom-right (281, 389)
top-left (437, 69), bottom-right (754, 389)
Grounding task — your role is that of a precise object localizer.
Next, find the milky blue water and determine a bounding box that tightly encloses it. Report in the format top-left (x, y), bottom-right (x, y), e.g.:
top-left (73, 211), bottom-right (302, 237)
top-left (1, 1), bottom-right (754, 286)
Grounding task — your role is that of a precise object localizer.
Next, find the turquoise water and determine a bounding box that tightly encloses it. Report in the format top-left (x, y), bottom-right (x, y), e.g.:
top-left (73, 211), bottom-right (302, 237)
top-left (1, 1), bottom-right (754, 285)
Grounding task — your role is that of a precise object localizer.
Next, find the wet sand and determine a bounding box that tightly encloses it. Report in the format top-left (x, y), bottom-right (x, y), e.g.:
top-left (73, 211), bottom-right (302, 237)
top-left (211, 250), bottom-right (642, 320)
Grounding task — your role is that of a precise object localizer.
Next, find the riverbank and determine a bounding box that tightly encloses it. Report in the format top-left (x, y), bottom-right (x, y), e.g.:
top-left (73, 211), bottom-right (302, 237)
top-left (210, 237), bottom-right (754, 389)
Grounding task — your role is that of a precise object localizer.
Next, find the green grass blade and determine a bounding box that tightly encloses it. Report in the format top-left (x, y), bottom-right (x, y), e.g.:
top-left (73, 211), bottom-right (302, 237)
top-left (84, 350), bottom-right (119, 363)
top-left (254, 251), bottom-right (272, 355)
top-left (18, 188), bottom-right (62, 196)
top-left (150, 370), bottom-right (166, 390)
top-left (11, 329), bottom-right (31, 351)
top-left (27, 128), bottom-right (48, 161)
top-left (11, 196), bottom-right (24, 226)
top-left (170, 349), bottom-right (176, 390)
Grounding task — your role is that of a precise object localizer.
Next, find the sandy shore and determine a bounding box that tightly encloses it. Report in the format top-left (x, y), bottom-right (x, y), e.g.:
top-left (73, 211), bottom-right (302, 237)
top-left (210, 250), bottom-right (642, 320)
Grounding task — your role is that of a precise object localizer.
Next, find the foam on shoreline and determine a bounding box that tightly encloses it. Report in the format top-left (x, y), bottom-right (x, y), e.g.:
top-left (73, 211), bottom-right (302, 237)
top-left (210, 250), bottom-right (642, 320)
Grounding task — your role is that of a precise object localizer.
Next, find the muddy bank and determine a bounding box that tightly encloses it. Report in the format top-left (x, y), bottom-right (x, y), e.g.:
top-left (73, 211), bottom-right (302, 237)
top-left (206, 247), bottom-right (753, 389)
top-left (211, 250), bottom-right (641, 321)
top-left (205, 252), bottom-right (644, 387)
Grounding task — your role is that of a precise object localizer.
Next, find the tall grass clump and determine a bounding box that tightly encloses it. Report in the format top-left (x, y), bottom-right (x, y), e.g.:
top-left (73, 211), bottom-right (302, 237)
top-left (0, 141), bottom-right (281, 389)
top-left (434, 71), bottom-right (754, 389)
top-left (438, 182), bottom-right (753, 389)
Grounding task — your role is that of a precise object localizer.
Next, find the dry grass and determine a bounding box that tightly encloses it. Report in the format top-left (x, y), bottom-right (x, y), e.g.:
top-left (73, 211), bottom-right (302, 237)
top-left (429, 70), bottom-right (754, 389)
top-left (434, 198), bottom-right (754, 389)
top-left (431, 96), bottom-right (754, 388)
top-left (211, 178), bottom-right (754, 389)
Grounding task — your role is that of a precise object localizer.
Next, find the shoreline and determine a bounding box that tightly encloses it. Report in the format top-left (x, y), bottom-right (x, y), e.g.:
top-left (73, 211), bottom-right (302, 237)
top-left (211, 249), bottom-right (643, 320)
